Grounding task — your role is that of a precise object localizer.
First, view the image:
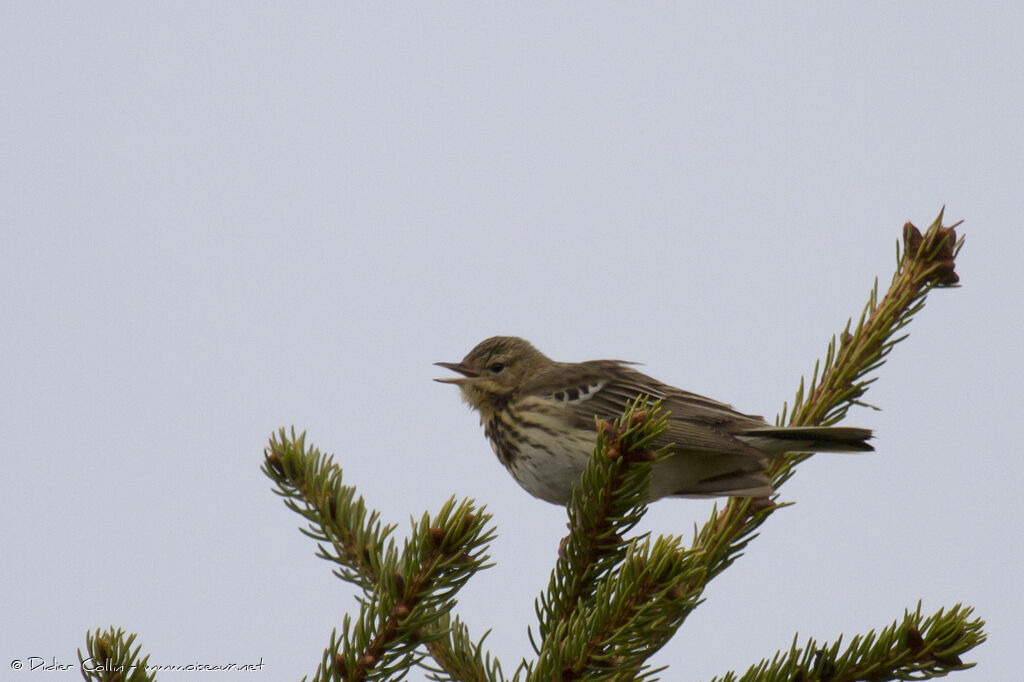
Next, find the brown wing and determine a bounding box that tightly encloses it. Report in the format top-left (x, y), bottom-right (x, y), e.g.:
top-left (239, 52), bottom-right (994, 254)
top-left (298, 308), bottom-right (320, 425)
top-left (522, 360), bottom-right (769, 459)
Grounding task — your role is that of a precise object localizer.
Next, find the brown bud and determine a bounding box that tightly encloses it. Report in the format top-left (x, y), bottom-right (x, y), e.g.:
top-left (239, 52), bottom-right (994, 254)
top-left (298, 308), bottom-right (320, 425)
top-left (905, 626), bottom-right (925, 652)
top-left (335, 653), bottom-right (348, 678)
top-left (905, 219), bottom-right (961, 287)
top-left (630, 410), bottom-right (649, 426)
top-left (393, 572), bottom-right (406, 595)
top-left (266, 453), bottom-right (285, 476)
top-left (357, 653), bottom-right (376, 667)
top-left (626, 448), bottom-right (657, 463)
top-left (934, 225), bottom-right (958, 260)
top-left (666, 585), bottom-right (684, 600)
top-left (606, 441), bottom-right (623, 460)
top-left (393, 604), bottom-right (410, 619)
top-left (429, 527), bottom-right (445, 547)
top-left (903, 222), bottom-right (924, 256)
top-left (931, 259), bottom-right (960, 286)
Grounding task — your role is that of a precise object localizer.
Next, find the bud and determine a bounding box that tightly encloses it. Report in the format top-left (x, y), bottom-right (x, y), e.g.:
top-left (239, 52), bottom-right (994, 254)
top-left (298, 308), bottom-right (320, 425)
top-left (429, 527), bottom-right (445, 547)
top-left (903, 222), bottom-right (924, 256)
top-left (625, 448), bottom-right (657, 463)
top-left (905, 626), bottom-right (924, 652)
top-left (265, 452), bottom-right (286, 477)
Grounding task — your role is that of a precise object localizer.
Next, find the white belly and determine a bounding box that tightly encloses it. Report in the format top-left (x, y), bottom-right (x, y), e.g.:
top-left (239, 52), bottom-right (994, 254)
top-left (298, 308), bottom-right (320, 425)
top-left (484, 403), bottom-right (595, 505)
top-left (502, 426), bottom-right (594, 504)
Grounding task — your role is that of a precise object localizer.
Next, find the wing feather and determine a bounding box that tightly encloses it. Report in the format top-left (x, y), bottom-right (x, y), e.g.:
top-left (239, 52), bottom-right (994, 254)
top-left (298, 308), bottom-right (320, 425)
top-left (522, 360), bottom-right (769, 459)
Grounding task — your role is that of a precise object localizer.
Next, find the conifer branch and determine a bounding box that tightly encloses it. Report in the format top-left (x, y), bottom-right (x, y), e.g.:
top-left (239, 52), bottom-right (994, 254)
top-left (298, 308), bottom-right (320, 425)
top-left (780, 209), bottom-right (962, 431)
top-left (534, 400), bottom-right (670, 639)
top-left (525, 412), bottom-right (783, 681)
top-left (78, 627), bottom-right (154, 682)
top-left (315, 499), bottom-right (495, 681)
top-left (707, 602), bottom-right (985, 682)
top-left (689, 211), bottom-right (964, 583)
top-left (538, 534), bottom-right (706, 682)
top-left (264, 429), bottom-right (501, 682)
top-left (529, 399), bottom-right (678, 680)
top-left (264, 429), bottom-right (398, 595)
top-left (419, 614), bottom-right (507, 682)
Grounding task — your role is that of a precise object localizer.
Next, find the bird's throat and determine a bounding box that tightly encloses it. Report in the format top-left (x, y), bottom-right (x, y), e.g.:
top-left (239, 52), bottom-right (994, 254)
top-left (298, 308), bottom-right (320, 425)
top-left (460, 384), bottom-right (511, 419)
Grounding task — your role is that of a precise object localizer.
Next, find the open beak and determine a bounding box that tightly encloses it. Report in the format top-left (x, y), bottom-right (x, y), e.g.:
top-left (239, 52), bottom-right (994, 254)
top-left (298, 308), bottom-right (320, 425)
top-left (433, 361), bottom-right (479, 385)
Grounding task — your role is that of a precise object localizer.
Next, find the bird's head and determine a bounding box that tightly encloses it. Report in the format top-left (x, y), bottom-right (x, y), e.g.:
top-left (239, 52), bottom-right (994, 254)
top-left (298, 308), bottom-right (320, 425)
top-left (435, 336), bottom-right (552, 416)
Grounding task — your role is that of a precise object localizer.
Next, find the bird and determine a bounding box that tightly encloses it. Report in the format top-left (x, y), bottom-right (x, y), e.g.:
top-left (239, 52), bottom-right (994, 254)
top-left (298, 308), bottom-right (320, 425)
top-left (435, 336), bottom-right (872, 505)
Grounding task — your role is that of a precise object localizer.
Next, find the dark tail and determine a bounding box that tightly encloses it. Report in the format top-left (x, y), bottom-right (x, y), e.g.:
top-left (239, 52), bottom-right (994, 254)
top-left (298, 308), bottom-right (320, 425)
top-left (736, 426), bottom-right (874, 454)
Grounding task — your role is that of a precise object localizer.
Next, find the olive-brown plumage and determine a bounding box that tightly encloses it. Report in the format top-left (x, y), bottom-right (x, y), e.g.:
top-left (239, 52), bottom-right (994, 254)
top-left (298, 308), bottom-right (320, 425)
top-left (436, 336), bottom-right (872, 505)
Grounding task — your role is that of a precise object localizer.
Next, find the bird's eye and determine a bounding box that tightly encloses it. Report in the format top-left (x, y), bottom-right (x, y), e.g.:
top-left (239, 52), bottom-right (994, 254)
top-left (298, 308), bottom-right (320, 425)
top-left (489, 362), bottom-right (505, 374)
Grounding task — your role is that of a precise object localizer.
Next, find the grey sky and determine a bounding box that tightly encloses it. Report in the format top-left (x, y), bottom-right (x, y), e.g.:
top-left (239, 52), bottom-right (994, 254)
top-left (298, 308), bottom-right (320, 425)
top-left (2, 3), bottom-right (1021, 680)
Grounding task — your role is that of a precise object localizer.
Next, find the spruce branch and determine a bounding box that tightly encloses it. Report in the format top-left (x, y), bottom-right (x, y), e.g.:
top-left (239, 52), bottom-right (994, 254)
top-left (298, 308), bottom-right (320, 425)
top-left (534, 399), bottom-right (670, 639)
top-left (781, 209), bottom-right (962, 431)
top-left (707, 602), bottom-right (985, 682)
top-left (526, 419), bottom-right (779, 681)
top-left (315, 499), bottom-right (496, 682)
top-left (419, 613), bottom-right (507, 682)
top-left (78, 627), bottom-right (154, 682)
top-left (529, 399), bottom-right (676, 680)
top-left (536, 534), bottom-right (706, 682)
top-left (264, 429), bottom-right (502, 682)
top-left (689, 211), bottom-right (963, 584)
top-left (264, 428), bottom-right (398, 594)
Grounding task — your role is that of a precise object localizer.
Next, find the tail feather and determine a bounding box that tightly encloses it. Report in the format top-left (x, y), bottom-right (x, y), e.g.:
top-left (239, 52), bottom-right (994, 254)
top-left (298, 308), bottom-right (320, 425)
top-left (736, 426), bottom-right (874, 454)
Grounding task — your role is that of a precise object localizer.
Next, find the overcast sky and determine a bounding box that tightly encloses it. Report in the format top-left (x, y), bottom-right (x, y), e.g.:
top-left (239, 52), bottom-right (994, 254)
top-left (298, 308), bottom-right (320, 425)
top-left (2, 3), bottom-right (1022, 681)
